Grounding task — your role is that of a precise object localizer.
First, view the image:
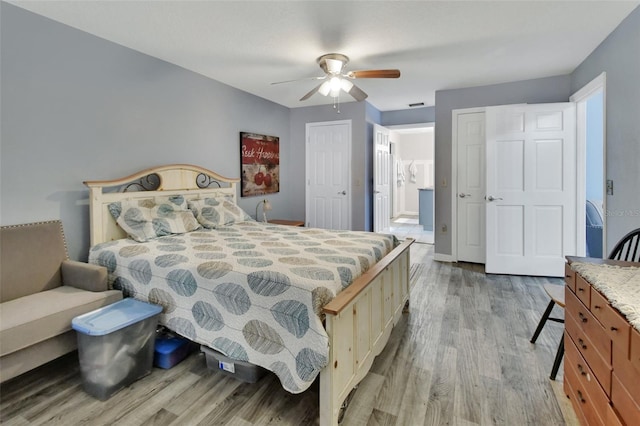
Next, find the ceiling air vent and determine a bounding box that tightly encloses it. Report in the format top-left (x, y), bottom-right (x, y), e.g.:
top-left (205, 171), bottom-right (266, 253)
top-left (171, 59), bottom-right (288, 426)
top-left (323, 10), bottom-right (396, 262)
top-left (408, 102), bottom-right (424, 107)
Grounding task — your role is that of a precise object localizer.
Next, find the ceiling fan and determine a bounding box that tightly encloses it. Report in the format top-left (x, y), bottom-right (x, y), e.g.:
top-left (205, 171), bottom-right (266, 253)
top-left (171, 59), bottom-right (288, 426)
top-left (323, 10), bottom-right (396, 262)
top-left (272, 53), bottom-right (400, 102)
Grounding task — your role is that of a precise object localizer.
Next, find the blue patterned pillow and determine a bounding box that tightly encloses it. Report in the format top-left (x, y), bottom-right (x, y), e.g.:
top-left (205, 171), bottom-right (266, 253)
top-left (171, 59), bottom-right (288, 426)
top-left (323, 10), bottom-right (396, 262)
top-left (188, 197), bottom-right (253, 228)
top-left (108, 196), bottom-right (200, 242)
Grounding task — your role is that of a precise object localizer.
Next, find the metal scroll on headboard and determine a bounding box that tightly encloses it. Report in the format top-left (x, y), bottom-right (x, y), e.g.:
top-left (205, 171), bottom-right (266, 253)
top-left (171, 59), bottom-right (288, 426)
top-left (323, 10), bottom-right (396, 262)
top-left (120, 172), bottom-right (223, 192)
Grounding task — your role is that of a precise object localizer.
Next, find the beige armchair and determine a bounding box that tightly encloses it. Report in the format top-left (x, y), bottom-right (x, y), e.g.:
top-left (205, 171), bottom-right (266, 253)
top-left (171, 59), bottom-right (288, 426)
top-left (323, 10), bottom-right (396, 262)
top-left (1, 220), bottom-right (122, 383)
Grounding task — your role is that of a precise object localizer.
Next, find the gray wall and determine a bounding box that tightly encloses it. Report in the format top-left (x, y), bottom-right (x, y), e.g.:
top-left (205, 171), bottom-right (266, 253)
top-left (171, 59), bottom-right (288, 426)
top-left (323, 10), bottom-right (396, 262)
top-left (289, 101), bottom-right (369, 231)
top-left (1, 3), bottom-right (292, 260)
top-left (381, 106), bottom-right (435, 127)
top-left (433, 75), bottom-right (572, 256)
top-left (571, 6), bottom-right (640, 252)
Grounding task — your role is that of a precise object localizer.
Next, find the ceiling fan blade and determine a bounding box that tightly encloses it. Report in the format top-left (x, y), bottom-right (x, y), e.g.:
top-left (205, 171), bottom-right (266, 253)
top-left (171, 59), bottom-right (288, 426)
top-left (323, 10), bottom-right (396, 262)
top-left (271, 76), bottom-right (325, 85)
top-left (346, 83), bottom-right (368, 102)
top-left (346, 69), bottom-right (401, 79)
top-left (300, 82), bottom-right (324, 101)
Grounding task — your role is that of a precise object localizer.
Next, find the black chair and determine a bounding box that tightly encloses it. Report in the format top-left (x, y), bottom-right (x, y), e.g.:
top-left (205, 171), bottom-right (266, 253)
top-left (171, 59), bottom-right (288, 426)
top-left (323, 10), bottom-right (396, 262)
top-left (530, 283), bottom-right (566, 380)
top-left (608, 228), bottom-right (640, 262)
top-left (530, 227), bottom-right (640, 380)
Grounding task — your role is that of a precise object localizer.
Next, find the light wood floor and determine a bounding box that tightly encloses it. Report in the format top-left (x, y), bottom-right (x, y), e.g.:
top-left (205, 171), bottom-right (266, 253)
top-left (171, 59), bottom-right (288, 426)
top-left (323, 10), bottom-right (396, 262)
top-left (0, 243), bottom-right (578, 425)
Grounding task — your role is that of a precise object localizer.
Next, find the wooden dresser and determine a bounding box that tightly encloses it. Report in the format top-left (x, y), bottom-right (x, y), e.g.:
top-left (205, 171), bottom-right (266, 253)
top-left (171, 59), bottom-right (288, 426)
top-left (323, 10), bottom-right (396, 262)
top-left (564, 257), bottom-right (640, 425)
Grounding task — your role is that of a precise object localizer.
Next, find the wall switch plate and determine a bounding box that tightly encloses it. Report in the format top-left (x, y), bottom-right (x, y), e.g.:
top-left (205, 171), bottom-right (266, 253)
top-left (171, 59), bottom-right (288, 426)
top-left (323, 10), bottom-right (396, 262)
top-left (606, 179), bottom-right (614, 195)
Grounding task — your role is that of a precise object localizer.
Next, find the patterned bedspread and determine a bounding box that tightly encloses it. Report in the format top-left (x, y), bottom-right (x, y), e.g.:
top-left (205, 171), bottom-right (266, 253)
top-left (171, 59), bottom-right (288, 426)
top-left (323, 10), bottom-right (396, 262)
top-left (89, 221), bottom-right (397, 393)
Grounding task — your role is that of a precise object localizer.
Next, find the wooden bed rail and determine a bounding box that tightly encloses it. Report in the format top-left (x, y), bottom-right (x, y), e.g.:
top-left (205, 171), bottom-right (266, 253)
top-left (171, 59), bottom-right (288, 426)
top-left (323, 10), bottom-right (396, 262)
top-left (323, 237), bottom-right (415, 315)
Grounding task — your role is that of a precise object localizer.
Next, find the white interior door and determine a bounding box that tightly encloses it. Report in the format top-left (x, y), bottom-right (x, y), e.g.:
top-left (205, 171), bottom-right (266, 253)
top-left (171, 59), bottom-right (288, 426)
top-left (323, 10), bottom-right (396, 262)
top-left (305, 120), bottom-right (351, 230)
top-left (456, 112), bottom-right (486, 263)
top-left (485, 103), bottom-right (576, 277)
top-left (373, 124), bottom-right (391, 233)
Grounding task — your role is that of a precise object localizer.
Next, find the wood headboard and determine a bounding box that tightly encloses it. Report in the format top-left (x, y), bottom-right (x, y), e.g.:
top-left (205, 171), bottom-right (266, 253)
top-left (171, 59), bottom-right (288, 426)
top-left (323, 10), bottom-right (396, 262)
top-left (84, 164), bottom-right (239, 246)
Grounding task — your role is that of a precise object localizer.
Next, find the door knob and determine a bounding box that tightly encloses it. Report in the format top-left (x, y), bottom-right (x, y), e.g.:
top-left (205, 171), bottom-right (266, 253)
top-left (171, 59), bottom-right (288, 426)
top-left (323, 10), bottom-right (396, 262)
top-left (486, 195), bottom-right (503, 201)
top-left (338, 190), bottom-right (346, 195)
top-left (458, 193), bottom-right (471, 198)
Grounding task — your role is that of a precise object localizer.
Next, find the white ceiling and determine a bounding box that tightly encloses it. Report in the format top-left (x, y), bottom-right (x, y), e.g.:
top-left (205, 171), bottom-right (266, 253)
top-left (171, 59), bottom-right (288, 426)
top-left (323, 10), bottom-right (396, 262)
top-left (8, 1), bottom-right (639, 111)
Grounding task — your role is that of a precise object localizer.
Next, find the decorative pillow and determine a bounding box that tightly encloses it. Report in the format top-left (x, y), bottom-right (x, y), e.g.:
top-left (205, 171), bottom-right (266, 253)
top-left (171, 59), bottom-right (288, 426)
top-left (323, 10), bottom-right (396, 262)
top-left (188, 197), bottom-right (253, 228)
top-left (154, 195), bottom-right (189, 210)
top-left (108, 196), bottom-right (200, 242)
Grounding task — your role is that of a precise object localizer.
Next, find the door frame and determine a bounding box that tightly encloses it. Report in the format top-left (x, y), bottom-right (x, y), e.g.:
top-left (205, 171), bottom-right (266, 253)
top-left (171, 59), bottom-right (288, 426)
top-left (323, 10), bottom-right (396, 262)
top-left (451, 107), bottom-right (486, 262)
top-left (386, 122), bottom-right (435, 219)
top-left (570, 72), bottom-right (607, 257)
top-left (305, 119), bottom-right (353, 230)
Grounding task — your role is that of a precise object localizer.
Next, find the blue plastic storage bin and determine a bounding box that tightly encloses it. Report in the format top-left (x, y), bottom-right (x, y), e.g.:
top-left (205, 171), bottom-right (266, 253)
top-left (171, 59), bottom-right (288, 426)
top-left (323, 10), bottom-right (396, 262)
top-left (154, 335), bottom-right (196, 369)
top-left (72, 298), bottom-right (163, 400)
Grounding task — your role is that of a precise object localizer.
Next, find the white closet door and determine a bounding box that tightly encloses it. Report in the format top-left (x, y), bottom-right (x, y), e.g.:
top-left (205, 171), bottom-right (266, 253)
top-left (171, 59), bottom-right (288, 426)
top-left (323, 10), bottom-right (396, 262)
top-left (457, 112), bottom-right (486, 263)
top-left (485, 103), bottom-right (576, 277)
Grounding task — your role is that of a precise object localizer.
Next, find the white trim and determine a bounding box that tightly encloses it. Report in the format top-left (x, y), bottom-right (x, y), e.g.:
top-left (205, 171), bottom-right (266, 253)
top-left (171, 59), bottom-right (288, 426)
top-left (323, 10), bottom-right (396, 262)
top-left (570, 73), bottom-right (606, 102)
top-left (305, 119), bottom-right (353, 230)
top-left (451, 107), bottom-right (486, 262)
top-left (570, 72), bottom-right (607, 257)
top-left (386, 122), bottom-right (434, 133)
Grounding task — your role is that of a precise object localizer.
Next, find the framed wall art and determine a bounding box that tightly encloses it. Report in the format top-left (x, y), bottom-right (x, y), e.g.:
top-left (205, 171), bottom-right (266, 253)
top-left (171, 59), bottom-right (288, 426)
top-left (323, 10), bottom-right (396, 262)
top-left (240, 132), bottom-right (280, 197)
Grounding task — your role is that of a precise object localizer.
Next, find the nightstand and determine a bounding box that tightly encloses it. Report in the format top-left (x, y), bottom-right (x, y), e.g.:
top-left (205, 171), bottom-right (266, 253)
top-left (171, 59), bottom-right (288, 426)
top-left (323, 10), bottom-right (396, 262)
top-left (267, 219), bottom-right (305, 227)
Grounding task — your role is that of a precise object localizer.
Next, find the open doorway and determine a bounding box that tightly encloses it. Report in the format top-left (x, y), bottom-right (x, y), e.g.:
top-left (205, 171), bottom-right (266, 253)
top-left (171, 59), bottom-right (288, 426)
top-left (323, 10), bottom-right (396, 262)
top-left (571, 73), bottom-right (607, 258)
top-left (388, 123), bottom-right (434, 244)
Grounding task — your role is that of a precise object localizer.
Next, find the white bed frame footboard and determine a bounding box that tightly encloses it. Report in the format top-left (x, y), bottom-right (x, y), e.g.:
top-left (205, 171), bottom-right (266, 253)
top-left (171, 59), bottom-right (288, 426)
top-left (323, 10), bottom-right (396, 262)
top-left (84, 164), bottom-right (414, 426)
top-left (320, 238), bottom-right (413, 425)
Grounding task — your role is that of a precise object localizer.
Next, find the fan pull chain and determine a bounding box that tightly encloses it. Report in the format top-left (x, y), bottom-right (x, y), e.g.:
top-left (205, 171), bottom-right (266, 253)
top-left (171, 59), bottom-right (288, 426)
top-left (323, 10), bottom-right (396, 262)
top-left (333, 94), bottom-right (341, 114)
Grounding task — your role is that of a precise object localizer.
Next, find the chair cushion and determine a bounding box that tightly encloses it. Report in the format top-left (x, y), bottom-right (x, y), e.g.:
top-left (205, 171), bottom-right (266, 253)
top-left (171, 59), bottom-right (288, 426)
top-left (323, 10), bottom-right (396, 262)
top-left (0, 286), bottom-right (122, 357)
top-left (0, 221), bottom-right (67, 303)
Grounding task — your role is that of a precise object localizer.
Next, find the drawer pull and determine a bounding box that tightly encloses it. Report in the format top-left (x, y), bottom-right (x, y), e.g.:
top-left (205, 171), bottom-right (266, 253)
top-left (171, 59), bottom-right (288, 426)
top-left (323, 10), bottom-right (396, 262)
top-left (578, 338), bottom-right (587, 350)
top-left (578, 312), bottom-right (588, 323)
top-left (610, 326), bottom-right (618, 331)
top-left (578, 287), bottom-right (585, 293)
top-left (576, 390), bottom-right (586, 404)
top-left (577, 364), bottom-right (587, 376)
top-left (565, 274), bottom-right (571, 278)
top-left (593, 305), bottom-right (601, 309)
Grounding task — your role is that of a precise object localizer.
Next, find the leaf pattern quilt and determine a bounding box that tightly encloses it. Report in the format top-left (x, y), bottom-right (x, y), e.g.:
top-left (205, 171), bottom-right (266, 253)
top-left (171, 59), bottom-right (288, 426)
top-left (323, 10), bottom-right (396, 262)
top-left (89, 221), bottom-right (397, 393)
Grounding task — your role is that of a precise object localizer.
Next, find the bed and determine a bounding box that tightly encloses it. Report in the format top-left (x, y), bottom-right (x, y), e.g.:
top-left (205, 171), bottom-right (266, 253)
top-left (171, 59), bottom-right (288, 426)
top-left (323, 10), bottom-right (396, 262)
top-left (84, 164), bottom-right (414, 426)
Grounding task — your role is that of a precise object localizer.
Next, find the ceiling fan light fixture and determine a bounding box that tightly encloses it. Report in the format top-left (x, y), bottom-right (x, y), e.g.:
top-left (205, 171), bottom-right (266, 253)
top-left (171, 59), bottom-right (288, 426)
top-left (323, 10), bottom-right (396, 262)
top-left (318, 80), bottom-right (331, 96)
top-left (283, 52), bottom-right (400, 105)
top-left (329, 77), bottom-right (342, 97)
top-left (340, 78), bottom-right (354, 92)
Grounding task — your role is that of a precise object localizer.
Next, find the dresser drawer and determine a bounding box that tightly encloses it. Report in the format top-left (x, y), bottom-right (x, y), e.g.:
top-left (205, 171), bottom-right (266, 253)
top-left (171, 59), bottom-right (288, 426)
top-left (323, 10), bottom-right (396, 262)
top-left (631, 328), bottom-right (640, 373)
top-left (565, 351), bottom-right (606, 426)
top-left (565, 374), bottom-right (588, 426)
top-left (565, 336), bottom-right (610, 417)
top-left (612, 345), bottom-right (640, 408)
top-left (590, 288), bottom-right (609, 323)
top-left (575, 274), bottom-right (591, 307)
top-left (565, 263), bottom-right (576, 293)
top-left (566, 314), bottom-right (612, 396)
top-left (566, 288), bottom-right (612, 362)
top-left (605, 403), bottom-right (625, 426)
top-left (592, 290), bottom-right (631, 357)
top-left (611, 373), bottom-right (640, 426)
